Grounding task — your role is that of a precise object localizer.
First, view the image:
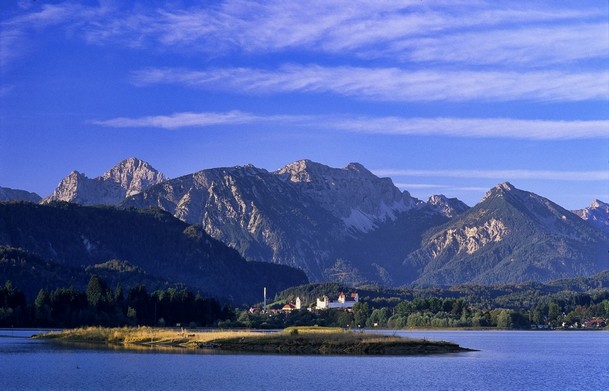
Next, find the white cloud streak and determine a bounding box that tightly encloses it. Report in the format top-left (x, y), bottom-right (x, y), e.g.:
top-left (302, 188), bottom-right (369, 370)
top-left (90, 111), bottom-right (259, 129)
top-left (0, 3), bottom-right (111, 67)
top-left (84, 1), bottom-right (607, 67)
top-left (3, 1), bottom-right (606, 69)
top-left (131, 66), bottom-right (609, 102)
top-left (378, 23), bottom-right (608, 66)
top-left (330, 117), bottom-right (609, 140)
top-left (91, 111), bottom-right (609, 141)
top-left (374, 169), bottom-right (609, 181)
top-left (89, 111), bottom-right (312, 130)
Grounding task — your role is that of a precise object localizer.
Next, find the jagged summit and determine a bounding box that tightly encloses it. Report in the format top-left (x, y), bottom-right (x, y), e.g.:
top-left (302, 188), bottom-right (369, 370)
top-left (573, 199), bottom-right (609, 233)
top-left (43, 157), bottom-right (166, 205)
top-left (489, 181), bottom-right (515, 193)
top-left (345, 162), bottom-right (372, 174)
top-left (427, 194), bottom-right (469, 218)
top-left (481, 181), bottom-right (521, 202)
top-left (275, 159), bottom-right (333, 183)
top-left (276, 159), bottom-right (418, 232)
top-left (102, 157), bottom-right (167, 197)
top-left (590, 199), bottom-right (608, 209)
top-left (497, 182), bottom-right (515, 191)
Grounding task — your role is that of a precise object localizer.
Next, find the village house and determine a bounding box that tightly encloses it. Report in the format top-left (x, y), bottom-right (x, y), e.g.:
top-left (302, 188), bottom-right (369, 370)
top-left (582, 318), bottom-right (606, 329)
top-left (281, 297), bottom-right (302, 312)
top-left (316, 292), bottom-right (359, 310)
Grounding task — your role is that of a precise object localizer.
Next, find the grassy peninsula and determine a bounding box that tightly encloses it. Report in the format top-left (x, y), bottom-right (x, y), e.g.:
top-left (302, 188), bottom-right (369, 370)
top-left (34, 326), bottom-right (474, 355)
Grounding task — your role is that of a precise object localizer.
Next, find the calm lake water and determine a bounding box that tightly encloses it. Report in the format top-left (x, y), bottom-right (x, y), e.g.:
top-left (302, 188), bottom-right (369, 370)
top-left (1, 329), bottom-right (607, 390)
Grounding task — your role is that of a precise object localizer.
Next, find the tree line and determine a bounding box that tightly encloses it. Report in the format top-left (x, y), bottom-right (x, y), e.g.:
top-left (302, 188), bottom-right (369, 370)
top-left (3, 276), bottom-right (608, 330)
top-left (0, 276), bottom-right (234, 328)
top-left (235, 288), bottom-right (609, 330)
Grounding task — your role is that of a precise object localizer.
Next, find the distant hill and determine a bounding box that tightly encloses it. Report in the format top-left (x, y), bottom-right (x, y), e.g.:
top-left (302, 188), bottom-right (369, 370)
top-left (0, 186), bottom-right (41, 203)
top-left (0, 202), bottom-right (307, 304)
top-left (402, 183), bottom-right (609, 286)
top-left (0, 246), bottom-right (173, 300)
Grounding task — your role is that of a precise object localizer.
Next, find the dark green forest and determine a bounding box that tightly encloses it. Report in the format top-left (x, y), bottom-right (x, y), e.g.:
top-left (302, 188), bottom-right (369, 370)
top-left (0, 276), bottom-right (234, 328)
top-left (0, 202), bottom-right (308, 305)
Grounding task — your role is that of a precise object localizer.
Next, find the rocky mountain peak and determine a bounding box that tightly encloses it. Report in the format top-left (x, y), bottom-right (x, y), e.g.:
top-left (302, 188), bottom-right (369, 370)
top-left (427, 194), bottom-right (470, 218)
top-left (43, 158), bottom-right (166, 205)
top-left (590, 199), bottom-right (607, 209)
top-left (482, 181), bottom-right (518, 202)
top-left (345, 162), bottom-right (372, 175)
top-left (404, 183), bottom-right (609, 286)
top-left (494, 182), bottom-right (516, 193)
top-left (277, 160), bottom-right (418, 233)
top-left (101, 157), bottom-right (167, 197)
top-left (275, 159), bottom-right (331, 183)
top-left (573, 199), bottom-right (609, 233)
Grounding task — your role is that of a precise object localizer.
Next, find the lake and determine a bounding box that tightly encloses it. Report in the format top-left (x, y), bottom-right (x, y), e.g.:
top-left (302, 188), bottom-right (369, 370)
top-left (1, 329), bottom-right (607, 390)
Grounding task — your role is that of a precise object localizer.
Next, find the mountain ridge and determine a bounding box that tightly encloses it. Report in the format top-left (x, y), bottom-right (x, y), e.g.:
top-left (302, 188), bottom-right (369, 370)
top-left (402, 182), bottom-right (609, 286)
top-left (0, 186), bottom-right (41, 203)
top-left (3, 159), bottom-right (606, 288)
top-left (121, 159), bottom-right (467, 283)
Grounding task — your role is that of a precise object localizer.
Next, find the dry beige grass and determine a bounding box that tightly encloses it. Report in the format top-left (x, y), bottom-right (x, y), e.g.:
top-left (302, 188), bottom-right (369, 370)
top-left (36, 327), bottom-right (265, 347)
top-left (35, 326), bottom-right (470, 355)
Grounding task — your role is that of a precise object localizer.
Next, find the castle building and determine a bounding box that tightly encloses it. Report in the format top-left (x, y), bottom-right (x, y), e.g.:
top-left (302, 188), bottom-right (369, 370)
top-left (316, 292), bottom-right (359, 310)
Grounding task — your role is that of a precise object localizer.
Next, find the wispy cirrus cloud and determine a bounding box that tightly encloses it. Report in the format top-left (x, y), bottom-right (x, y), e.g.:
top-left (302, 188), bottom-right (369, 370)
top-left (82, 1), bottom-right (606, 67)
top-left (91, 110), bottom-right (609, 141)
top-left (90, 111), bottom-right (259, 129)
top-left (374, 169), bottom-right (609, 182)
top-left (376, 23), bottom-right (608, 66)
top-left (329, 117), bottom-right (609, 140)
top-left (0, 3), bottom-right (111, 67)
top-left (131, 66), bottom-right (609, 102)
top-left (89, 110), bottom-right (312, 129)
top-left (3, 1), bottom-right (605, 68)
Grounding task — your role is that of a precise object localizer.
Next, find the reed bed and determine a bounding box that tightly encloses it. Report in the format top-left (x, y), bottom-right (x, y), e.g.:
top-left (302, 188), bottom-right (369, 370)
top-left (36, 327), bottom-right (263, 347)
top-left (34, 326), bottom-right (473, 355)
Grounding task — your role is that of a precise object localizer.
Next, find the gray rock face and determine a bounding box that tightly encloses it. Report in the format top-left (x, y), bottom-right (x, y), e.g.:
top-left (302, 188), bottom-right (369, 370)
top-left (123, 164), bottom-right (341, 280)
top-left (573, 200), bottom-right (609, 233)
top-left (0, 186), bottom-right (42, 203)
top-left (123, 160), bottom-right (459, 282)
top-left (404, 182), bottom-right (609, 286)
top-left (42, 158), bottom-right (166, 205)
top-left (276, 160), bottom-right (420, 233)
top-left (427, 194), bottom-right (470, 218)
top-left (36, 158), bottom-right (476, 284)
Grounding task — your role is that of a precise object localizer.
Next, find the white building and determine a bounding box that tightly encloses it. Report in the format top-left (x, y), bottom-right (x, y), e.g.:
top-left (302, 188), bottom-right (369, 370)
top-left (316, 292), bottom-right (359, 310)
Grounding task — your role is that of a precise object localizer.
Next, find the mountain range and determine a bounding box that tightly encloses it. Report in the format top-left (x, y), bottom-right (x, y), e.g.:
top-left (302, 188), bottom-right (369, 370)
top-left (1, 157), bottom-right (607, 290)
top-left (403, 182), bottom-right (608, 286)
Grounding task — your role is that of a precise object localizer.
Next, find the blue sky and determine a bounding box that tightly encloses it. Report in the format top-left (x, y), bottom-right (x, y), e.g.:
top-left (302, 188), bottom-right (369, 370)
top-left (0, 0), bottom-right (607, 209)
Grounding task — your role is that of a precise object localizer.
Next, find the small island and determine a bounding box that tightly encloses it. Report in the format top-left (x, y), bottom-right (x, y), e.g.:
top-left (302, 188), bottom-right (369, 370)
top-left (34, 326), bottom-right (475, 355)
